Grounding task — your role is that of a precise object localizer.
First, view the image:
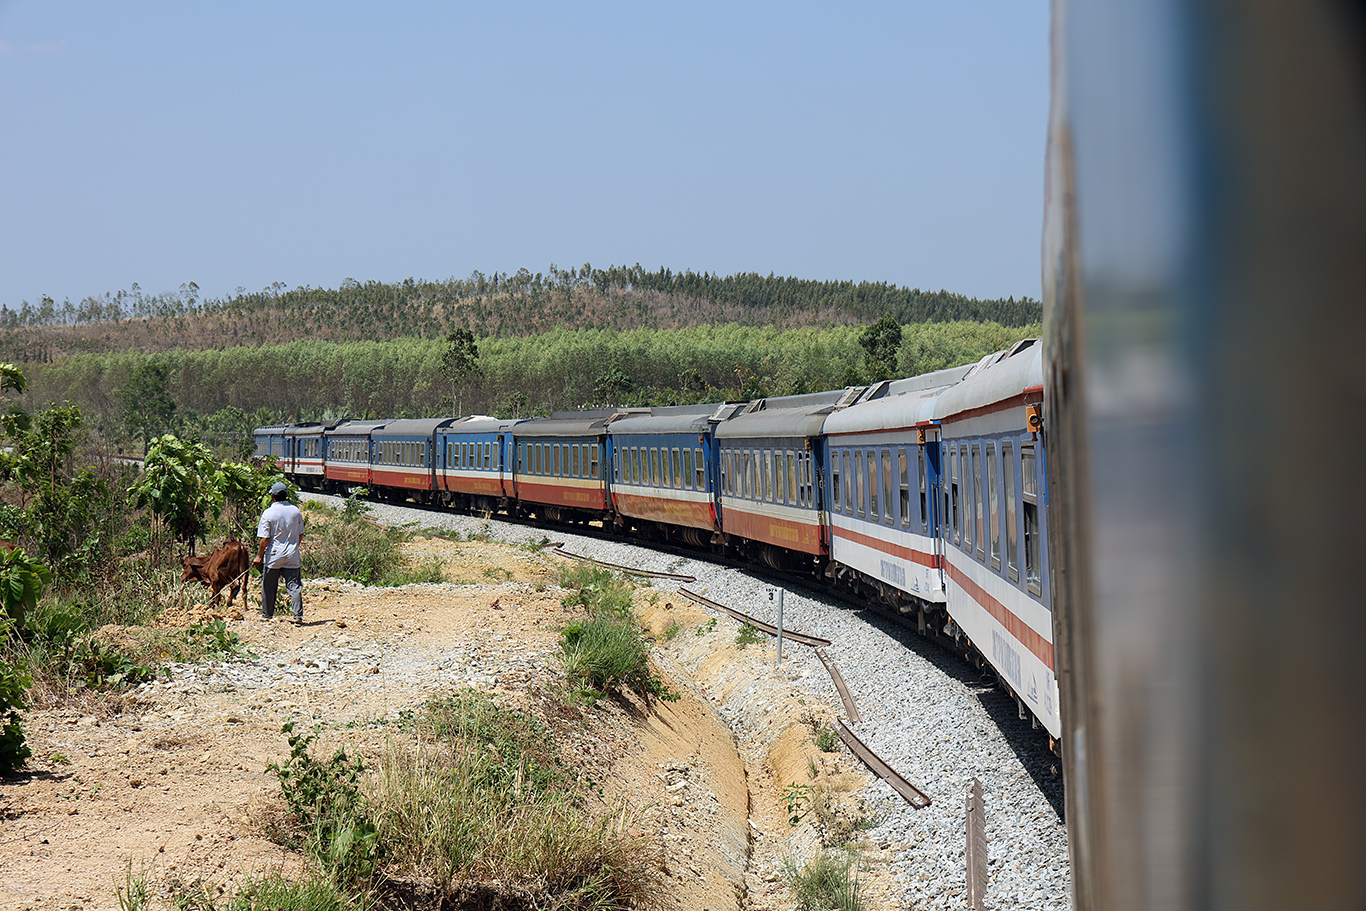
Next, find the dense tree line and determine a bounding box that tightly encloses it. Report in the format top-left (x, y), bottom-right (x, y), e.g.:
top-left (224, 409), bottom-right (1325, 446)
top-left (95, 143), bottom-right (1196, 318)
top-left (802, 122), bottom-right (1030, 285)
top-left (0, 266), bottom-right (1040, 362)
top-left (11, 320), bottom-right (1038, 452)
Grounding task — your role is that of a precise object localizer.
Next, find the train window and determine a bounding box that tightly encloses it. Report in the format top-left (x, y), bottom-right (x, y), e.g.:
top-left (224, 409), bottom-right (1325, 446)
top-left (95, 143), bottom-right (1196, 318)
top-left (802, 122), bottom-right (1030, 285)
top-left (1004, 444), bottom-right (1019, 582)
top-left (951, 446), bottom-right (961, 546)
top-left (775, 453), bottom-right (786, 505)
top-left (1022, 445), bottom-right (1041, 593)
top-left (835, 453), bottom-right (846, 516)
top-left (682, 448), bottom-right (693, 489)
top-left (805, 453), bottom-right (815, 506)
top-left (662, 448), bottom-right (671, 487)
top-left (881, 450), bottom-right (895, 525)
top-left (831, 449), bottom-right (842, 512)
top-left (643, 448), bottom-right (654, 487)
top-left (485, 442), bottom-right (491, 470)
top-left (695, 449), bottom-right (704, 489)
top-left (631, 448), bottom-right (640, 485)
top-left (786, 452), bottom-right (796, 506)
top-left (742, 451), bottom-right (752, 498)
top-left (554, 444), bottom-right (561, 477)
top-left (972, 445), bottom-right (985, 560)
top-left (899, 450), bottom-right (911, 528)
top-left (720, 450), bottom-right (729, 495)
top-left (854, 451), bottom-right (865, 516)
top-left (918, 449), bottom-right (928, 533)
top-left (987, 444), bottom-right (1001, 570)
top-left (671, 449), bottom-right (681, 488)
top-left (572, 445), bottom-right (580, 478)
top-left (590, 444), bottom-right (599, 479)
top-left (532, 443), bottom-right (540, 475)
top-left (762, 451), bottom-right (772, 502)
top-left (864, 451), bottom-right (877, 520)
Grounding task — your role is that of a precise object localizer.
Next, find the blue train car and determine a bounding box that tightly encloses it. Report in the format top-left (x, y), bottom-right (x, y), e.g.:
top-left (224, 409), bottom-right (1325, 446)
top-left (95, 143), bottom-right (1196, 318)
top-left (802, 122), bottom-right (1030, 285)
top-left (821, 365), bottom-right (973, 604)
top-left (322, 420), bottom-right (387, 494)
top-left (435, 415), bottom-right (520, 512)
top-left (513, 412), bottom-right (613, 524)
top-left (370, 418), bottom-right (457, 504)
top-left (607, 405), bottom-right (719, 545)
top-left (931, 339), bottom-right (1057, 737)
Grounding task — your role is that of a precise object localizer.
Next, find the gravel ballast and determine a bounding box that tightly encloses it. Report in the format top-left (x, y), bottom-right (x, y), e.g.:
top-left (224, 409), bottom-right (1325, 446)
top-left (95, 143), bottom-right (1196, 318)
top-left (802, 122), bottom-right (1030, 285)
top-left (319, 495), bottom-right (1072, 911)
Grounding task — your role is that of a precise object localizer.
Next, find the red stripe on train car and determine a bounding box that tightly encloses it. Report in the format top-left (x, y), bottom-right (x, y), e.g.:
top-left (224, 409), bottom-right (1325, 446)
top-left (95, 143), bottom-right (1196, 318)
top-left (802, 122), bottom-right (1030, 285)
top-left (832, 526), bottom-right (940, 568)
top-left (944, 561), bottom-right (1054, 670)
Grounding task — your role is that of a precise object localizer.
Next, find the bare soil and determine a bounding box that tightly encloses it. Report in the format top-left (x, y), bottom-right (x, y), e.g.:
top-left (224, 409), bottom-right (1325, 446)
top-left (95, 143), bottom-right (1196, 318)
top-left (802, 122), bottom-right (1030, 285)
top-left (0, 536), bottom-right (891, 911)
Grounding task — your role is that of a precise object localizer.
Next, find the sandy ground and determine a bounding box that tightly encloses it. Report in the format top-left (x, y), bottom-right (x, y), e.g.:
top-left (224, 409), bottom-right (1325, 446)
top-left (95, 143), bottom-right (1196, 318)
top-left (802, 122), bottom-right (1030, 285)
top-left (0, 534), bottom-right (886, 911)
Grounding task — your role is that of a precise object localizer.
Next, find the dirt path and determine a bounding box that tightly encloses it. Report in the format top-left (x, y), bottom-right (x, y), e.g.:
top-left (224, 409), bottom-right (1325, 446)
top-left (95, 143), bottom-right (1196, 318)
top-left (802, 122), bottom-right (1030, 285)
top-left (0, 536), bottom-right (889, 911)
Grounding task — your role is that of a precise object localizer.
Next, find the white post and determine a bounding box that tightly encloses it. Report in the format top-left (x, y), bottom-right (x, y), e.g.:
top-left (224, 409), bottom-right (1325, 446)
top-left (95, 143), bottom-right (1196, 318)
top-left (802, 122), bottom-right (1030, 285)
top-left (776, 588), bottom-right (785, 664)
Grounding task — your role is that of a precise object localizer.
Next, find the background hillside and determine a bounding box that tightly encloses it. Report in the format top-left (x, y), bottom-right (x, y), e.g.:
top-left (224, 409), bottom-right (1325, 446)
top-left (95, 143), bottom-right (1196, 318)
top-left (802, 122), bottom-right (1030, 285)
top-left (0, 266), bottom-right (1041, 455)
top-left (0, 264), bottom-right (1039, 361)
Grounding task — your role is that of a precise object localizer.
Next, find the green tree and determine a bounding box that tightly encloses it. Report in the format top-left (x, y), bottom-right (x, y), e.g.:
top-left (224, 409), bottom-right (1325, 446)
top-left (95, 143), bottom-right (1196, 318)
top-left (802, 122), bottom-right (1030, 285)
top-left (129, 435), bottom-right (221, 556)
top-left (118, 359), bottom-right (177, 453)
top-left (441, 328), bottom-right (480, 416)
top-left (859, 314), bottom-right (903, 382)
top-left (593, 364), bottom-right (634, 406)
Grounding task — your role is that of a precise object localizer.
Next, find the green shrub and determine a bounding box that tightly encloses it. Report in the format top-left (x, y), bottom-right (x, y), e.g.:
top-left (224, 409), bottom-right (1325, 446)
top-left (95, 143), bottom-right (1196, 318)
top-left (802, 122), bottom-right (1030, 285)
top-left (303, 516), bottom-right (407, 585)
top-left (559, 615), bottom-right (678, 703)
top-left (815, 726), bottom-right (840, 753)
top-left (784, 850), bottom-right (864, 911)
top-left (370, 691), bottom-right (658, 907)
top-left (268, 722), bottom-right (382, 887)
top-left (735, 622), bottom-right (765, 648)
top-left (0, 617), bottom-right (32, 771)
top-left (557, 564), bottom-right (634, 616)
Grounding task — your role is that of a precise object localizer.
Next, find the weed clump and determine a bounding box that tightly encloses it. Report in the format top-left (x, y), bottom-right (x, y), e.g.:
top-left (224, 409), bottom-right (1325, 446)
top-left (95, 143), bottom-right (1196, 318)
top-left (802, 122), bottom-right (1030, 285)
top-left (556, 566), bottom-right (677, 703)
top-left (784, 849), bottom-right (865, 911)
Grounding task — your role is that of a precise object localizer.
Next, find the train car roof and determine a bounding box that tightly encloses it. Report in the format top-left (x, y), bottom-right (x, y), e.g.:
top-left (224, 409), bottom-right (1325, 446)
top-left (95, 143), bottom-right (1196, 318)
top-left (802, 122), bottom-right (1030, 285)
top-left (513, 413), bottom-right (617, 437)
top-left (325, 420), bottom-right (389, 436)
top-left (609, 404), bottom-right (718, 435)
top-left (255, 425), bottom-right (289, 434)
top-left (439, 415), bottom-right (520, 433)
top-left (932, 339), bottom-right (1043, 421)
top-left (284, 420), bottom-right (344, 436)
top-left (823, 385), bottom-right (946, 435)
top-left (372, 418), bottom-right (459, 437)
top-left (882, 363), bottom-right (977, 396)
top-left (716, 402), bottom-right (839, 440)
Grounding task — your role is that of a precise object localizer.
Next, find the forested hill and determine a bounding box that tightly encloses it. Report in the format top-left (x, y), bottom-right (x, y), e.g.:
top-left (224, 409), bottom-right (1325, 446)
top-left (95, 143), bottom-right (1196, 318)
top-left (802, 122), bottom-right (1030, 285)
top-left (0, 264), bottom-right (1040, 361)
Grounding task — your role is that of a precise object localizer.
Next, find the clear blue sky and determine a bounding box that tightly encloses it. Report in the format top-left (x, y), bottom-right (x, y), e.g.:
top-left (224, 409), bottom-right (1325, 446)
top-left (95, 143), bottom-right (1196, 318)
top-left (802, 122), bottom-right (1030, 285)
top-left (0, 1), bottom-right (1049, 310)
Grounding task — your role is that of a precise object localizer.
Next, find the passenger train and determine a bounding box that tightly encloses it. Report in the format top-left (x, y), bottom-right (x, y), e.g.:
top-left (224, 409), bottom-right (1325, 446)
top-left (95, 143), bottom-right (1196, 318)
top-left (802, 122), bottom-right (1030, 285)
top-left (255, 338), bottom-right (1058, 741)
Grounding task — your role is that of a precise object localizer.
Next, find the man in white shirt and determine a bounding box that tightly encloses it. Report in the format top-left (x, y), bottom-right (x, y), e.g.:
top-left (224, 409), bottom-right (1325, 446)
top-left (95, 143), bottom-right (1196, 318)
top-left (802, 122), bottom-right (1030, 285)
top-left (255, 481), bottom-right (306, 623)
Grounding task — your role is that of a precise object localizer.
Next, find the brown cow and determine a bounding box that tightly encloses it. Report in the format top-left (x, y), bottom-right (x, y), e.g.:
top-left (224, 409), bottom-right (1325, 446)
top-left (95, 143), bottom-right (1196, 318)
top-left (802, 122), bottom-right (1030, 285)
top-left (181, 539), bottom-right (252, 608)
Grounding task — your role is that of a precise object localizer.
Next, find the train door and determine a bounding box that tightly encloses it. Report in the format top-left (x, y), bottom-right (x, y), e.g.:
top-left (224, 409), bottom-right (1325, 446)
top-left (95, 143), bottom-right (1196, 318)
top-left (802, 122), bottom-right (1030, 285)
top-left (924, 429), bottom-right (946, 592)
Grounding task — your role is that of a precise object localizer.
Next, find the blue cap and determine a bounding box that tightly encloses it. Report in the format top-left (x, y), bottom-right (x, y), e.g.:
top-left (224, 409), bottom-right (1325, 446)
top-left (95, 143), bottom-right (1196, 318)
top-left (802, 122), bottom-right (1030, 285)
top-left (269, 482), bottom-right (288, 496)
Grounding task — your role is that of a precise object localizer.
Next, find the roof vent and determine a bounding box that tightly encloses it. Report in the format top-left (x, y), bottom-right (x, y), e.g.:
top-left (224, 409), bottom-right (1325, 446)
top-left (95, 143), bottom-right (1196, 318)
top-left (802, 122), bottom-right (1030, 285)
top-left (855, 381), bottom-right (890, 404)
top-left (834, 386), bottom-right (866, 408)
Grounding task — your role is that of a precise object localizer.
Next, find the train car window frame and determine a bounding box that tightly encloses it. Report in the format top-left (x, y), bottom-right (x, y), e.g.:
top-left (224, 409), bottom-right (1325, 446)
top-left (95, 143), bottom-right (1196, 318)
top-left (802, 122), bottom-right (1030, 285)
top-left (762, 451), bottom-right (772, 502)
top-left (786, 452), bottom-right (796, 506)
top-left (694, 448), bottom-right (704, 489)
top-left (1004, 443), bottom-right (1019, 582)
top-left (671, 448), bottom-right (681, 488)
top-left (988, 443), bottom-right (1001, 570)
top-left (590, 444), bottom-right (599, 479)
top-left (882, 449), bottom-right (895, 526)
top-left (682, 448), bottom-right (694, 489)
top-left (854, 450), bottom-right (865, 516)
top-left (866, 450), bottom-right (879, 521)
top-left (899, 450), bottom-right (911, 528)
top-left (831, 448), bottom-right (843, 513)
top-left (972, 444), bottom-right (985, 561)
top-left (951, 446), bottom-right (962, 546)
top-left (572, 444), bottom-right (580, 478)
top-left (1022, 444), bottom-right (1041, 594)
top-left (918, 448), bottom-right (929, 533)
top-left (632, 448), bottom-right (641, 485)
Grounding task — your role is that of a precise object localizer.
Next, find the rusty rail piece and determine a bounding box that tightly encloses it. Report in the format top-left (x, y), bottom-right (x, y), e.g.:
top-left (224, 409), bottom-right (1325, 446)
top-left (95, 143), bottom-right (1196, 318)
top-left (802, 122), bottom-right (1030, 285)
top-left (815, 647), bottom-right (863, 725)
top-left (551, 546), bottom-right (698, 583)
top-left (966, 777), bottom-right (988, 909)
top-left (835, 719), bottom-right (932, 809)
top-left (677, 587), bottom-right (832, 647)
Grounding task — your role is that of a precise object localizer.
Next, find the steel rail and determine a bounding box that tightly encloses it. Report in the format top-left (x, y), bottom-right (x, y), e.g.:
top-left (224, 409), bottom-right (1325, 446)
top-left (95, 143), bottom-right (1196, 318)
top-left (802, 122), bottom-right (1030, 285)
top-left (551, 546), bottom-right (697, 582)
top-left (677, 587), bottom-right (832, 647)
top-left (835, 719), bottom-right (932, 809)
top-left (966, 777), bottom-right (988, 909)
top-left (815, 647), bottom-right (863, 725)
